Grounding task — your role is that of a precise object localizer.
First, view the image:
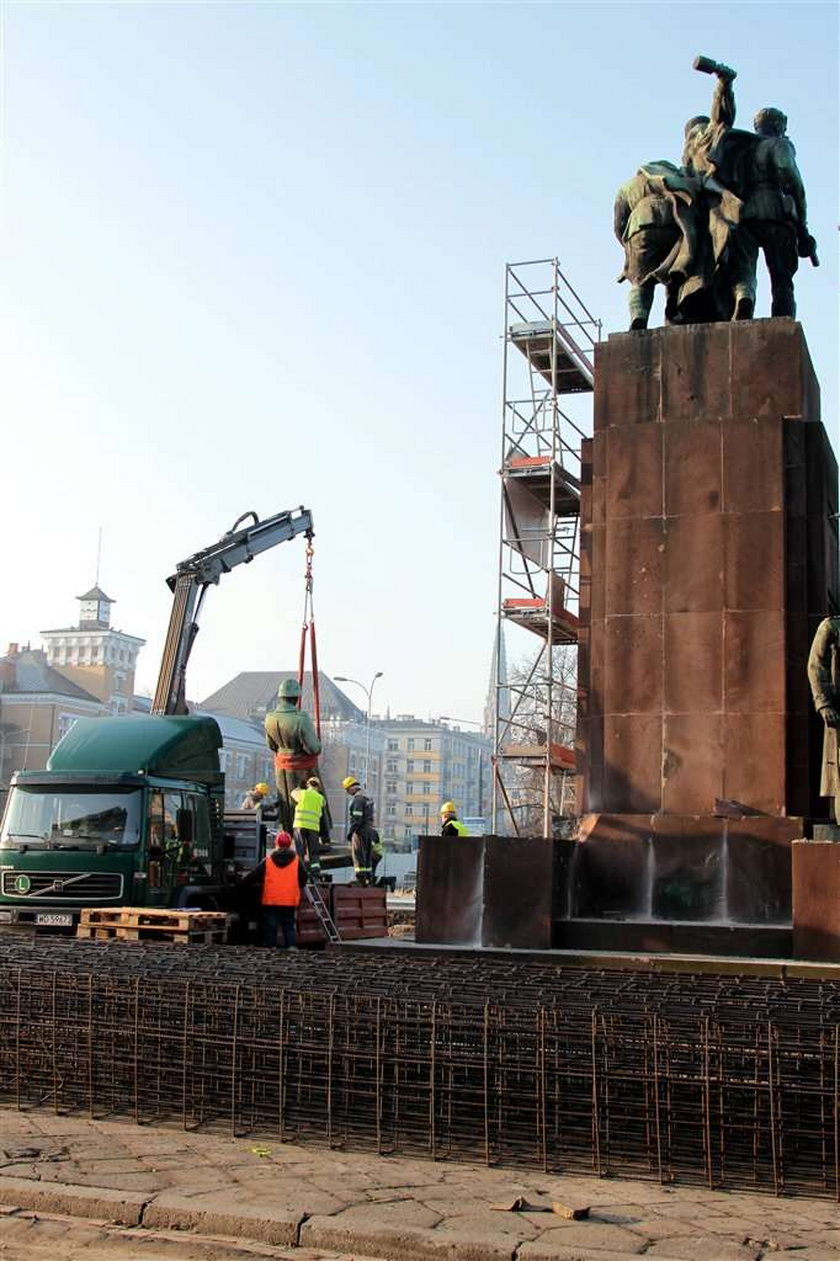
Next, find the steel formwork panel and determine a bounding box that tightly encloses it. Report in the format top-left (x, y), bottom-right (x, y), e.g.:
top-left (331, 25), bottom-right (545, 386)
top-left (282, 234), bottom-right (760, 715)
top-left (493, 260), bottom-right (599, 837)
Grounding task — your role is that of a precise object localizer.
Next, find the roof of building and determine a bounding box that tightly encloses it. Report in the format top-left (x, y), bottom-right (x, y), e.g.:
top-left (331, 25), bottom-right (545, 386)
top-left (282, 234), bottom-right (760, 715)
top-left (191, 708), bottom-right (266, 746)
top-left (0, 649), bottom-right (101, 703)
top-left (77, 586), bottom-right (113, 603)
top-left (199, 671), bottom-right (364, 724)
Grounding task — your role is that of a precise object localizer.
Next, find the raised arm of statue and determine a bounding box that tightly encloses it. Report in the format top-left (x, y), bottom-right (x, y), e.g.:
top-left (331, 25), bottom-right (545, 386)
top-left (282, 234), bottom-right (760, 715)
top-left (710, 72), bottom-right (736, 130)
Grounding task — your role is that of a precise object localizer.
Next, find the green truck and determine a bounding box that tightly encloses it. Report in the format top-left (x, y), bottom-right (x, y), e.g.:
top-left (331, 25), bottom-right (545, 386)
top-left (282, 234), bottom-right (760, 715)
top-left (0, 507), bottom-right (315, 933)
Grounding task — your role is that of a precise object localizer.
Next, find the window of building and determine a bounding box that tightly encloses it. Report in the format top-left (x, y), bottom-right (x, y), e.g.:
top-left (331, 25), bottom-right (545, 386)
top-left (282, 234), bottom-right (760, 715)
top-left (422, 783), bottom-right (430, 794)
top-left (386, 758), bottom-right (397, 773)
top-left (423, 760), bottom-right (431, 773)
top-left (407, 760), bottom-right (415, 772)
top-left (349, 754), bottom-right (356, 771)
top-left (387, 739), bottom-right (398, 752)
top-left (424, 738), bottom-right (432, 751)
top-left (236, 754), bottom-right (248, 779)
top-left (219, 750), bottom-right (230, 772)
top-left (405, 805), bottom-right (413, 815)
top-left (407, 738), bottom-right (415, 751)
top-left (387, 804), bottom-right (396, 815)
top-left (386, 780), bottom-right (397, 795)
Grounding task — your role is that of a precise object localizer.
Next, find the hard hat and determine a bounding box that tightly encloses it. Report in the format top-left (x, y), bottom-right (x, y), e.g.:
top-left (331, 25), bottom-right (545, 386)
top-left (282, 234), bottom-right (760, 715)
top-left (274, 830), bottom-right (293, 848)
top-left (440, 801), bottom-right (457, 816)
top-left (254, 783), bottom-right (270, 796)
top-left (279, 677), bottom-right (301, 699)
top-left (342, 776), bottom-right (360, 790)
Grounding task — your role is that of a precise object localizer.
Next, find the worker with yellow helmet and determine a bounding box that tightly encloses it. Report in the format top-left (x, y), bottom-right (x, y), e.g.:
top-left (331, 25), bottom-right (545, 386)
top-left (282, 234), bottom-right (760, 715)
top-left (342, 775), bottom-right (379, 885)
top-left (241, 782), bottom-right (271, 810)
top-left (440, 802), bottom-right (469, 837)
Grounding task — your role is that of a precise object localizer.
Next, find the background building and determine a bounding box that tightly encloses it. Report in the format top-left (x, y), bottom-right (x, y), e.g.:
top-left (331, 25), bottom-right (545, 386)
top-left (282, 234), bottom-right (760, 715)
top-left (377, 717), bottom-right (491, 849)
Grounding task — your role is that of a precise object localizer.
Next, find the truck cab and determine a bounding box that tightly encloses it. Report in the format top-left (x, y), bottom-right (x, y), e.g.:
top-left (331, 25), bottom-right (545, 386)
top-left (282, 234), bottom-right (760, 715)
top-left (0, 714), bottom-right (229, 932)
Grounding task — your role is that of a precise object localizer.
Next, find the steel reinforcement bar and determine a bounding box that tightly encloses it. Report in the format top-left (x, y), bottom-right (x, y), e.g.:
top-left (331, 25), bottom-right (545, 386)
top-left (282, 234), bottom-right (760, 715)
top-left (0, 940), bottom-right (838, 1198)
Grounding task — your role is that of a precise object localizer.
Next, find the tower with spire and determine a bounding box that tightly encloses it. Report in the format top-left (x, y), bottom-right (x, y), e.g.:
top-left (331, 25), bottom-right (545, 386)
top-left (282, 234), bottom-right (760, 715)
top-left (41, 587), bottom-right (145, 714)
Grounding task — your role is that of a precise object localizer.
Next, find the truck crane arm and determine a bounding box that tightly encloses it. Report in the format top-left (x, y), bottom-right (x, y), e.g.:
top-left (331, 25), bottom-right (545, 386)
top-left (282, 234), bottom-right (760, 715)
top-left (152, 506), bottom-right (314, 716)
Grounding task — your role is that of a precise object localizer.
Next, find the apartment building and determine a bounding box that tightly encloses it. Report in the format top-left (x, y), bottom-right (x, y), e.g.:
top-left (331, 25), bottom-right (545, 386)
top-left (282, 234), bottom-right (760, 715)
top-left (377, 717), bottom-right (491, 848)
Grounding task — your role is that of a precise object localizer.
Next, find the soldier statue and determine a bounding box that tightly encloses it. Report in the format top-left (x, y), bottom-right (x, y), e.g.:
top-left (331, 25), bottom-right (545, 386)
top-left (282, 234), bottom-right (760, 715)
top-left (807, 617), bottom-right (840, 821)
top-left (616, 56), bottom-right (818, 329)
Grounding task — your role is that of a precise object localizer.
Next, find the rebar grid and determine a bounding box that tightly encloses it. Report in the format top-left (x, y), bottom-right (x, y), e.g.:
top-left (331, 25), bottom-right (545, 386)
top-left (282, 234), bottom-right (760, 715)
top-left (1, 940), bottom-right (838, 1199)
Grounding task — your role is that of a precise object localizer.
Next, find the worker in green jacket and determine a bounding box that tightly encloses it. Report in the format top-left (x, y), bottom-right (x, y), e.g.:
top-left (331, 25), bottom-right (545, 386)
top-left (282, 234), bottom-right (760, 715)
top-left (291, 776), bottom-right (327, 878)
top-left (440, 802), bottom-right (469, 837)
top-left (264, 677), bottom-right (322, 833)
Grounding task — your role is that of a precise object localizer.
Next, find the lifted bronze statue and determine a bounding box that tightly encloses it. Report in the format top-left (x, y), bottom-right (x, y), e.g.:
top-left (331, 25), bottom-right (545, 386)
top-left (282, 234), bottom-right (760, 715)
top-left (615, 56), bottom-right (818, 329)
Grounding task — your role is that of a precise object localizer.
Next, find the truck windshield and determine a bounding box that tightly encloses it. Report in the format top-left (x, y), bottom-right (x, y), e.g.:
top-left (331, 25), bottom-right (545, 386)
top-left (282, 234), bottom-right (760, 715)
top-left (0, 788), bottom-right (142, 850)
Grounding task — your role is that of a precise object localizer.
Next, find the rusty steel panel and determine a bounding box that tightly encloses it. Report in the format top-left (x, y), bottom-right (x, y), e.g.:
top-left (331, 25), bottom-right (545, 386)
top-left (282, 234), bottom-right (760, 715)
top-left (415, 834), bottom-right (483, 945)
top-left (482, 836), bottom-right (556, 950)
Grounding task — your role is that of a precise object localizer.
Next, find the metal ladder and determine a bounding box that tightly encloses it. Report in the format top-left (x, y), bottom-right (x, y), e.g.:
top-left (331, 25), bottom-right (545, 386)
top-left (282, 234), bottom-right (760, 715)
top-left (304, 882), bottom-right (341, 944)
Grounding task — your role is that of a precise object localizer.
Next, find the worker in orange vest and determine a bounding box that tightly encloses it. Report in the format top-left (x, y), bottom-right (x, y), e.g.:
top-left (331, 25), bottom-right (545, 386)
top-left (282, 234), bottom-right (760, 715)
top-left (244, 830), bottom-right (309, 948)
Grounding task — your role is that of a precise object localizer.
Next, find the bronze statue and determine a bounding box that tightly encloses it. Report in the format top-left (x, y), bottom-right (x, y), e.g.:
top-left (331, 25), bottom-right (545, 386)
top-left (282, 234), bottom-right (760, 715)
top-left (807, 617), bottom-right (840, 820)
top-left (727, 107), bottom-right (818, 319)
top-left (616, 56), bottom-right (818, 329)
top-left (614, 161), bottom-right (739, 328)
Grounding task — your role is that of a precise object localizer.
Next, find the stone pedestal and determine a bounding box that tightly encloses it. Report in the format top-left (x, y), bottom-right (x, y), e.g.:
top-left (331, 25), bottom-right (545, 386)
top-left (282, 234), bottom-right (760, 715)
top-left (792, 840), bottom-right (840, 959)
top-left (576, 321), bottom-right (838, 937)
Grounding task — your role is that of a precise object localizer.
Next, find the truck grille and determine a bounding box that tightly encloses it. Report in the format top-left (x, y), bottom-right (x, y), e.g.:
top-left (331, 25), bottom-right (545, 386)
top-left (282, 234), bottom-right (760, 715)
top-left (1, 870), bottom-right (124, 901)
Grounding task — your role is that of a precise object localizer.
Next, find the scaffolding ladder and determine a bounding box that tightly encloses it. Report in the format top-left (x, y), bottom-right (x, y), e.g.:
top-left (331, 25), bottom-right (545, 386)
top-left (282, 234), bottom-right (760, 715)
top-left (492, 259), bottom-right (600, 838)
top-left (305, 882), bottom-right (341, 944)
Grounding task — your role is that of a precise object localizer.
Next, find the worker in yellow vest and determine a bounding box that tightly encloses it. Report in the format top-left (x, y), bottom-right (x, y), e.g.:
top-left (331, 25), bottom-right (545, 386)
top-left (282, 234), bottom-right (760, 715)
top-left (291, 776), bottom-right (327, 878)
top-left (244, 830), bottom-right (308, 948)
top-left (440, 802), bottom-right (469, 836)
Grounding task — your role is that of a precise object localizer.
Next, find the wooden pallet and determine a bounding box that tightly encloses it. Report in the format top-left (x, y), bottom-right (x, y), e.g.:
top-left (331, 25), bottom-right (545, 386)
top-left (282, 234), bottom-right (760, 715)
top-left (76, 924), bottom-right (228, 946)
top-left (79, 907), bottom-right (228, 933)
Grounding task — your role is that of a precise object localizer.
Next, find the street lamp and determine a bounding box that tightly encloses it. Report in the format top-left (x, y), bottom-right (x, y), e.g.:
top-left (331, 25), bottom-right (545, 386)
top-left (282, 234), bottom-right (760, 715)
top-left (334, 672), bottom-right (384, 791)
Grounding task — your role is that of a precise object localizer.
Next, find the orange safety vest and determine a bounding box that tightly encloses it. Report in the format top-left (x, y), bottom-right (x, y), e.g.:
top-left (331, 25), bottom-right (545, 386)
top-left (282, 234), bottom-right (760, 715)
top-left (261, 854), bottom-right (301, 907)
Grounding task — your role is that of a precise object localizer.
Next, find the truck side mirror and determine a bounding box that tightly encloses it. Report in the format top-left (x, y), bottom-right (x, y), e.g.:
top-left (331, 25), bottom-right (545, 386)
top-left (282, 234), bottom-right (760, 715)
top-left (176, 808), bottom-right (194, 847)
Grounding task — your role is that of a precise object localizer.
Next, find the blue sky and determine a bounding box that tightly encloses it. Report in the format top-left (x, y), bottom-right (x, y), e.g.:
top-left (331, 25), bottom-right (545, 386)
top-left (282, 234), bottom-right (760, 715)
top-left (1, 2), bottom-right (837, 722)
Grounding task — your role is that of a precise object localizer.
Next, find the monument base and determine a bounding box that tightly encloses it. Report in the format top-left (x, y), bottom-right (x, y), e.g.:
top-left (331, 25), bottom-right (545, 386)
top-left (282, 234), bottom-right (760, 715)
top-left (792, 840), bottom-right (840, 960)
top-left (574, 812), bottom-right (801, 925)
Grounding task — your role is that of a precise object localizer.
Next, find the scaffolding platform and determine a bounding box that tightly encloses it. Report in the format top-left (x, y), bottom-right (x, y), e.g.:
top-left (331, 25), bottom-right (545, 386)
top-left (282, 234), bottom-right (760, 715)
top-left (509, 320), bottom-right (594, 393)
top-left (502, 598), bottom-right (579, 644)
top-left (503, 455), bottom-right (580, 515)
top-left (499, 742), bottom-right (575, 771)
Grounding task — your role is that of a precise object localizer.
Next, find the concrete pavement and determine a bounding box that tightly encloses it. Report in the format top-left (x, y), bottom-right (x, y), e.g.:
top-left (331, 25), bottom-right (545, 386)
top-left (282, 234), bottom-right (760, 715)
top-left (1, 1110), bottom-right (839, 1260)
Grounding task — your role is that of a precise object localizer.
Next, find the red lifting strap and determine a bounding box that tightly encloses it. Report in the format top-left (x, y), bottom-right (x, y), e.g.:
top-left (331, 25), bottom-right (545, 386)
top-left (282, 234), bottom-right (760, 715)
top-left (297, 538), bottom-right (321, 738)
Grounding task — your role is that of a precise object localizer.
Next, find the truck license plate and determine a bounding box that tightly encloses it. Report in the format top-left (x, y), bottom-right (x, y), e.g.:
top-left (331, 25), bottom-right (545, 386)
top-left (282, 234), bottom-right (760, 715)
top-left (35, 912), bottom-right (73, 927)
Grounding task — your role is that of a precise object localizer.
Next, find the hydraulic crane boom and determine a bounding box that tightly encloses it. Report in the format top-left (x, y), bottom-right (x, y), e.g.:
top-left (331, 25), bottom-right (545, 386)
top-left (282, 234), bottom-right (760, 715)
top-left (151, 506), bottom-right (314, 716)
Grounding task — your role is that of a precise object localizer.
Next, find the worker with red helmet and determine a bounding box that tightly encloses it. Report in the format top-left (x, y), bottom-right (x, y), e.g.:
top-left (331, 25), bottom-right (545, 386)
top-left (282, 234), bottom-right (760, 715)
top-left (243, 830), bottom-right (308, 948)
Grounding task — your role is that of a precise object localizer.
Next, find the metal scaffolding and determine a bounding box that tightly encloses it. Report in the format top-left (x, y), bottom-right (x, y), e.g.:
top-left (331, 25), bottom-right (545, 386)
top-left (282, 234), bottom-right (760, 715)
top-left (492, 259), bottom-right (600, 837)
